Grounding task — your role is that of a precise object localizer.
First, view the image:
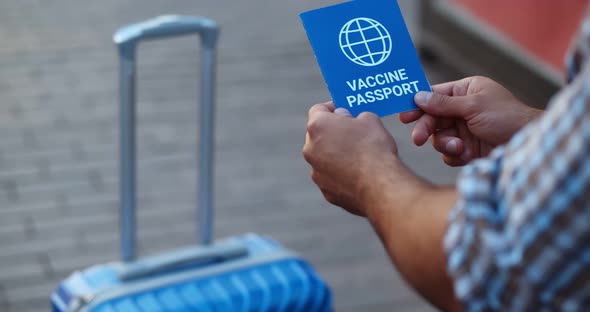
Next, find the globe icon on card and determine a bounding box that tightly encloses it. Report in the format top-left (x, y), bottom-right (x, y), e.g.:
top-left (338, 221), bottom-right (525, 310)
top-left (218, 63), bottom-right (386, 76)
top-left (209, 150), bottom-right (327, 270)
top-left (339, 17), bottom-right (392, 67)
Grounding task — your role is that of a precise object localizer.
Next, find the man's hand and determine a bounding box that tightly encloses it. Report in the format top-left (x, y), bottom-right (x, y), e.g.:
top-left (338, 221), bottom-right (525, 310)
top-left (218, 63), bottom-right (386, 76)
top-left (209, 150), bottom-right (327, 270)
top-left (303, 101), bottom-right (462, 311)
top-left (400, 76), bottom-right (542, 166)
top-left (303, 102), bottom-right (461, 311)
top-left (303, 102), bottom-right (397, 216)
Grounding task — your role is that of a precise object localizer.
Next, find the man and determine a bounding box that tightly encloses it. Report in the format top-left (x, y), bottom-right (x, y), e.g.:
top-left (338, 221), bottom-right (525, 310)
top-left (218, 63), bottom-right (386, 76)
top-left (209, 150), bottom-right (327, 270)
top-left (303, 15), bottom-right (590, 312)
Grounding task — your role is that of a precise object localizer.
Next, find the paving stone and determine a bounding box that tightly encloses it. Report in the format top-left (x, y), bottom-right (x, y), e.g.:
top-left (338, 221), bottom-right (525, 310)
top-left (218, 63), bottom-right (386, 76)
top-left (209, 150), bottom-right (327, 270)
top-left (0, 256), bottom-right (46, 287)
top-left (4, 278), bottom-right (61, 311)
top-left (0, 286), bottom-right (8, 312)
top-left (0, 1), bottom-right (461, 310)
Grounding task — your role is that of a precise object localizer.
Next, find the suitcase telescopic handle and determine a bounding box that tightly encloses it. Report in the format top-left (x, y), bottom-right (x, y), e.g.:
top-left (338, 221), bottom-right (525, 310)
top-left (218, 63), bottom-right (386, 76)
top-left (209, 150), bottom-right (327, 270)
top-left (114, 15), bottom-right (220, 262)
top-left (118, 241), bottom-right (248, 282)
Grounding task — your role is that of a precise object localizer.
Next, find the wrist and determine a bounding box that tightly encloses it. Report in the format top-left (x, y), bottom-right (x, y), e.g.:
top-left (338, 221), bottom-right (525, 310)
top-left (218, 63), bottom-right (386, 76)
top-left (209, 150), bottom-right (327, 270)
top-left (359, 156), bottom-right (433, 221)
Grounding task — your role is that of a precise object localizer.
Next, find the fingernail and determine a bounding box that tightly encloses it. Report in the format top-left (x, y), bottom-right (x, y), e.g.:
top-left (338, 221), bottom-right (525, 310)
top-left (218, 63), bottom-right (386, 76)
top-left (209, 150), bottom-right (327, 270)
top-left (335, 108), bottom-right (352, 116)
top-left (446, 139), bottom-right (458, 154)
top-left (414, 91), bottom-right (432, 105)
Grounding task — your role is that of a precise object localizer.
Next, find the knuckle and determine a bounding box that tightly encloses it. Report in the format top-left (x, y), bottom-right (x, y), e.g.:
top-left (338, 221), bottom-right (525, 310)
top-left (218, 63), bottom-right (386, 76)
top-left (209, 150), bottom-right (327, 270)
top-left (306, 119), bottom-right (320, 135)
top-left (467, 76), bottom-right (486, 90)
top-left (309, 103), bottom-right (331, 117)
top-left (302, 145), bottom-right (314, 163)
top-left (451, 84), bottom-right (463, 98)
top-left (310, 170), bottom-right (319, 183)
top-left (358, 112), bottom-right (378, 121)
top-left (357, 112), bottom-right (371, 119)
top-left (310, 103), bottom-right (323, 111)
top-left (471, 75), bottom-right (489, 84)
top-left (322, 190), bottom-right (337, 205)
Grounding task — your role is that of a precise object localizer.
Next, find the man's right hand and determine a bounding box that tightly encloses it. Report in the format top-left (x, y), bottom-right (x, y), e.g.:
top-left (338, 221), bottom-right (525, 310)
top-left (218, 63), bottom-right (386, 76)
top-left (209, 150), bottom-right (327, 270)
top-left (400, 76), bottom-right (543, 166)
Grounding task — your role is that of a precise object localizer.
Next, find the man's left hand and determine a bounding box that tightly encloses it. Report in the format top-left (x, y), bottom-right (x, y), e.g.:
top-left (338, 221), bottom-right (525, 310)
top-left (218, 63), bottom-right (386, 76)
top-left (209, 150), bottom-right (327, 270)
top-left (303, 102), bottom-right (398, 216)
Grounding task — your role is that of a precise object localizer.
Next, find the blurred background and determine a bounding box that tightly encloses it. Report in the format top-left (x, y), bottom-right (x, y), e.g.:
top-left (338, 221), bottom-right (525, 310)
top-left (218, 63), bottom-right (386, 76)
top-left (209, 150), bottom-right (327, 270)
top-left (0, 0), bottom-right (584, 311)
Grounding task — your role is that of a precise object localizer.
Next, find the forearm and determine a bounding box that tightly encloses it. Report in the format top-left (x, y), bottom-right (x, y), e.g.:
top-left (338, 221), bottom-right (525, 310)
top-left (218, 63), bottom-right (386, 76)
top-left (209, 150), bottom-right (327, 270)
top-left (362, 158), bottom-right (461, 311)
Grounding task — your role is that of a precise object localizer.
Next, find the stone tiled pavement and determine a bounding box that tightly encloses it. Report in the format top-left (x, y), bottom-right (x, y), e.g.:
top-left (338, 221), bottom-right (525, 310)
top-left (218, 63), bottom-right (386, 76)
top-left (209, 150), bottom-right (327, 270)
top-left (0, 1), bottom-right (461, 311)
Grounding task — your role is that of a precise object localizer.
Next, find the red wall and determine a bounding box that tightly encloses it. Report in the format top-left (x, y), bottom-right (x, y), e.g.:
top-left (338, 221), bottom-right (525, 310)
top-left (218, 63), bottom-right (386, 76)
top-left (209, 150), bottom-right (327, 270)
top-left (449, 0), bottom-right (588, 71)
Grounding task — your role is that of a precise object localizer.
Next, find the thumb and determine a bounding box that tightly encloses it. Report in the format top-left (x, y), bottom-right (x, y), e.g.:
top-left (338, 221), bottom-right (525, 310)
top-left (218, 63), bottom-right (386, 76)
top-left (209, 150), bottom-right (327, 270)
top-left (334, 107), bottom-right (353, 117)
top-left (414, 91), bottom-right (472, 118)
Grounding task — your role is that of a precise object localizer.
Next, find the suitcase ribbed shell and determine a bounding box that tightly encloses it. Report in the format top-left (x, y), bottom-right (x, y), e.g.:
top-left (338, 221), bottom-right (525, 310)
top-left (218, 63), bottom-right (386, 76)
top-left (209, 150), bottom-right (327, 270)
top-left (52, 234), bottom-right (332, 312)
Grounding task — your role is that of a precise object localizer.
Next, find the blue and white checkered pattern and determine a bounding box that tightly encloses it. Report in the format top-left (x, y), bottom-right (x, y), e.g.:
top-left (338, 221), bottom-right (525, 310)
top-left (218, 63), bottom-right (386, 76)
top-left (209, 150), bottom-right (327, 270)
top-left (445, 16), bottom-right (590, 310)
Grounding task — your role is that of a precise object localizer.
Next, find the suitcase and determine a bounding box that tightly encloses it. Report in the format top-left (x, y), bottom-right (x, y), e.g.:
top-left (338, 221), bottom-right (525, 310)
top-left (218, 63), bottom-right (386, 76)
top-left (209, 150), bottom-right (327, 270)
top-left (51, 15), bottom-right (332, 312)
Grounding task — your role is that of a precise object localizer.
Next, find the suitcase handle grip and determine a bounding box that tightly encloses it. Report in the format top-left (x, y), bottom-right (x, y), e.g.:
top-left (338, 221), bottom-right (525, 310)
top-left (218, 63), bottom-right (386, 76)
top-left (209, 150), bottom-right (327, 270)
top-left (114, 15), bottom-right (219, 48)
top-left (118, 242), bottom-right (248, 281)
top-left (114, 16), bottom-right (219, 262)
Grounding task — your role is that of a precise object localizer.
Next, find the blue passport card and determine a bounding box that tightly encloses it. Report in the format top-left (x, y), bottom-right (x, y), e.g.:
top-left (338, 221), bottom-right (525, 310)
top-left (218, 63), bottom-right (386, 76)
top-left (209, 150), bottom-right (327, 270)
top-left (300, 0), bottom-right (430, 117)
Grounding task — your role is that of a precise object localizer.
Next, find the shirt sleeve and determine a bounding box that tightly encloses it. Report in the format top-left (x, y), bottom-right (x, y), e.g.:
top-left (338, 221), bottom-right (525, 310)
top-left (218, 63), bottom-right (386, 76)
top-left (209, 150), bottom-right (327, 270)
top-left (566, 14), bottom-right (590, 83)
top-left (445, 60), bottom-right (590, 310)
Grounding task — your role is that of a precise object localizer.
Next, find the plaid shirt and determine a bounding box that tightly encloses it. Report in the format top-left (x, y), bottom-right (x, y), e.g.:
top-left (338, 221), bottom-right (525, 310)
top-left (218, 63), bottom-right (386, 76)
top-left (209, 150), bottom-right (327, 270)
top-left (444, 14), bottom-right (590, 311)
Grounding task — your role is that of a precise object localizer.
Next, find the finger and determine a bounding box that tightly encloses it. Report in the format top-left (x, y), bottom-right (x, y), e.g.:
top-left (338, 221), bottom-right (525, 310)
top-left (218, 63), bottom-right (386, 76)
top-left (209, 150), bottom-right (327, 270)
top-left (334, 107), bottom-right (353, 117)
top-left (324, 101), bottom-right (336, 112)
top-left (412, 115), bottom-right (455, 146)
top-left (308, 101), bottom-right (335, 120)
top-left (307, 103), bottom-right (337, 134)
top-left (412, 114), bottom-right (437, 146)
top-left (399, 109), bottom-right (423, 124)
top-left (357, 111), bottom-right (380, 122)
top-left (456, 121), bottom-right (476, 163)
top-left (442, 154), bottom-right (468, 167)
top-left (431, 77), bottom-right (474, 96)
top-left (432, 130), bottom-right (464, 156)
top-left (414, 91), bottom-right (474, 118)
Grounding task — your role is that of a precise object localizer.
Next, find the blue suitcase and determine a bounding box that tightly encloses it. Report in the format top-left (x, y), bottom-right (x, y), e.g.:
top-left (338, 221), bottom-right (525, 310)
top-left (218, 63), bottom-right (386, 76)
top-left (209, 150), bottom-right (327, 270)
top-left (51, 15), bottom-right (332, 312)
